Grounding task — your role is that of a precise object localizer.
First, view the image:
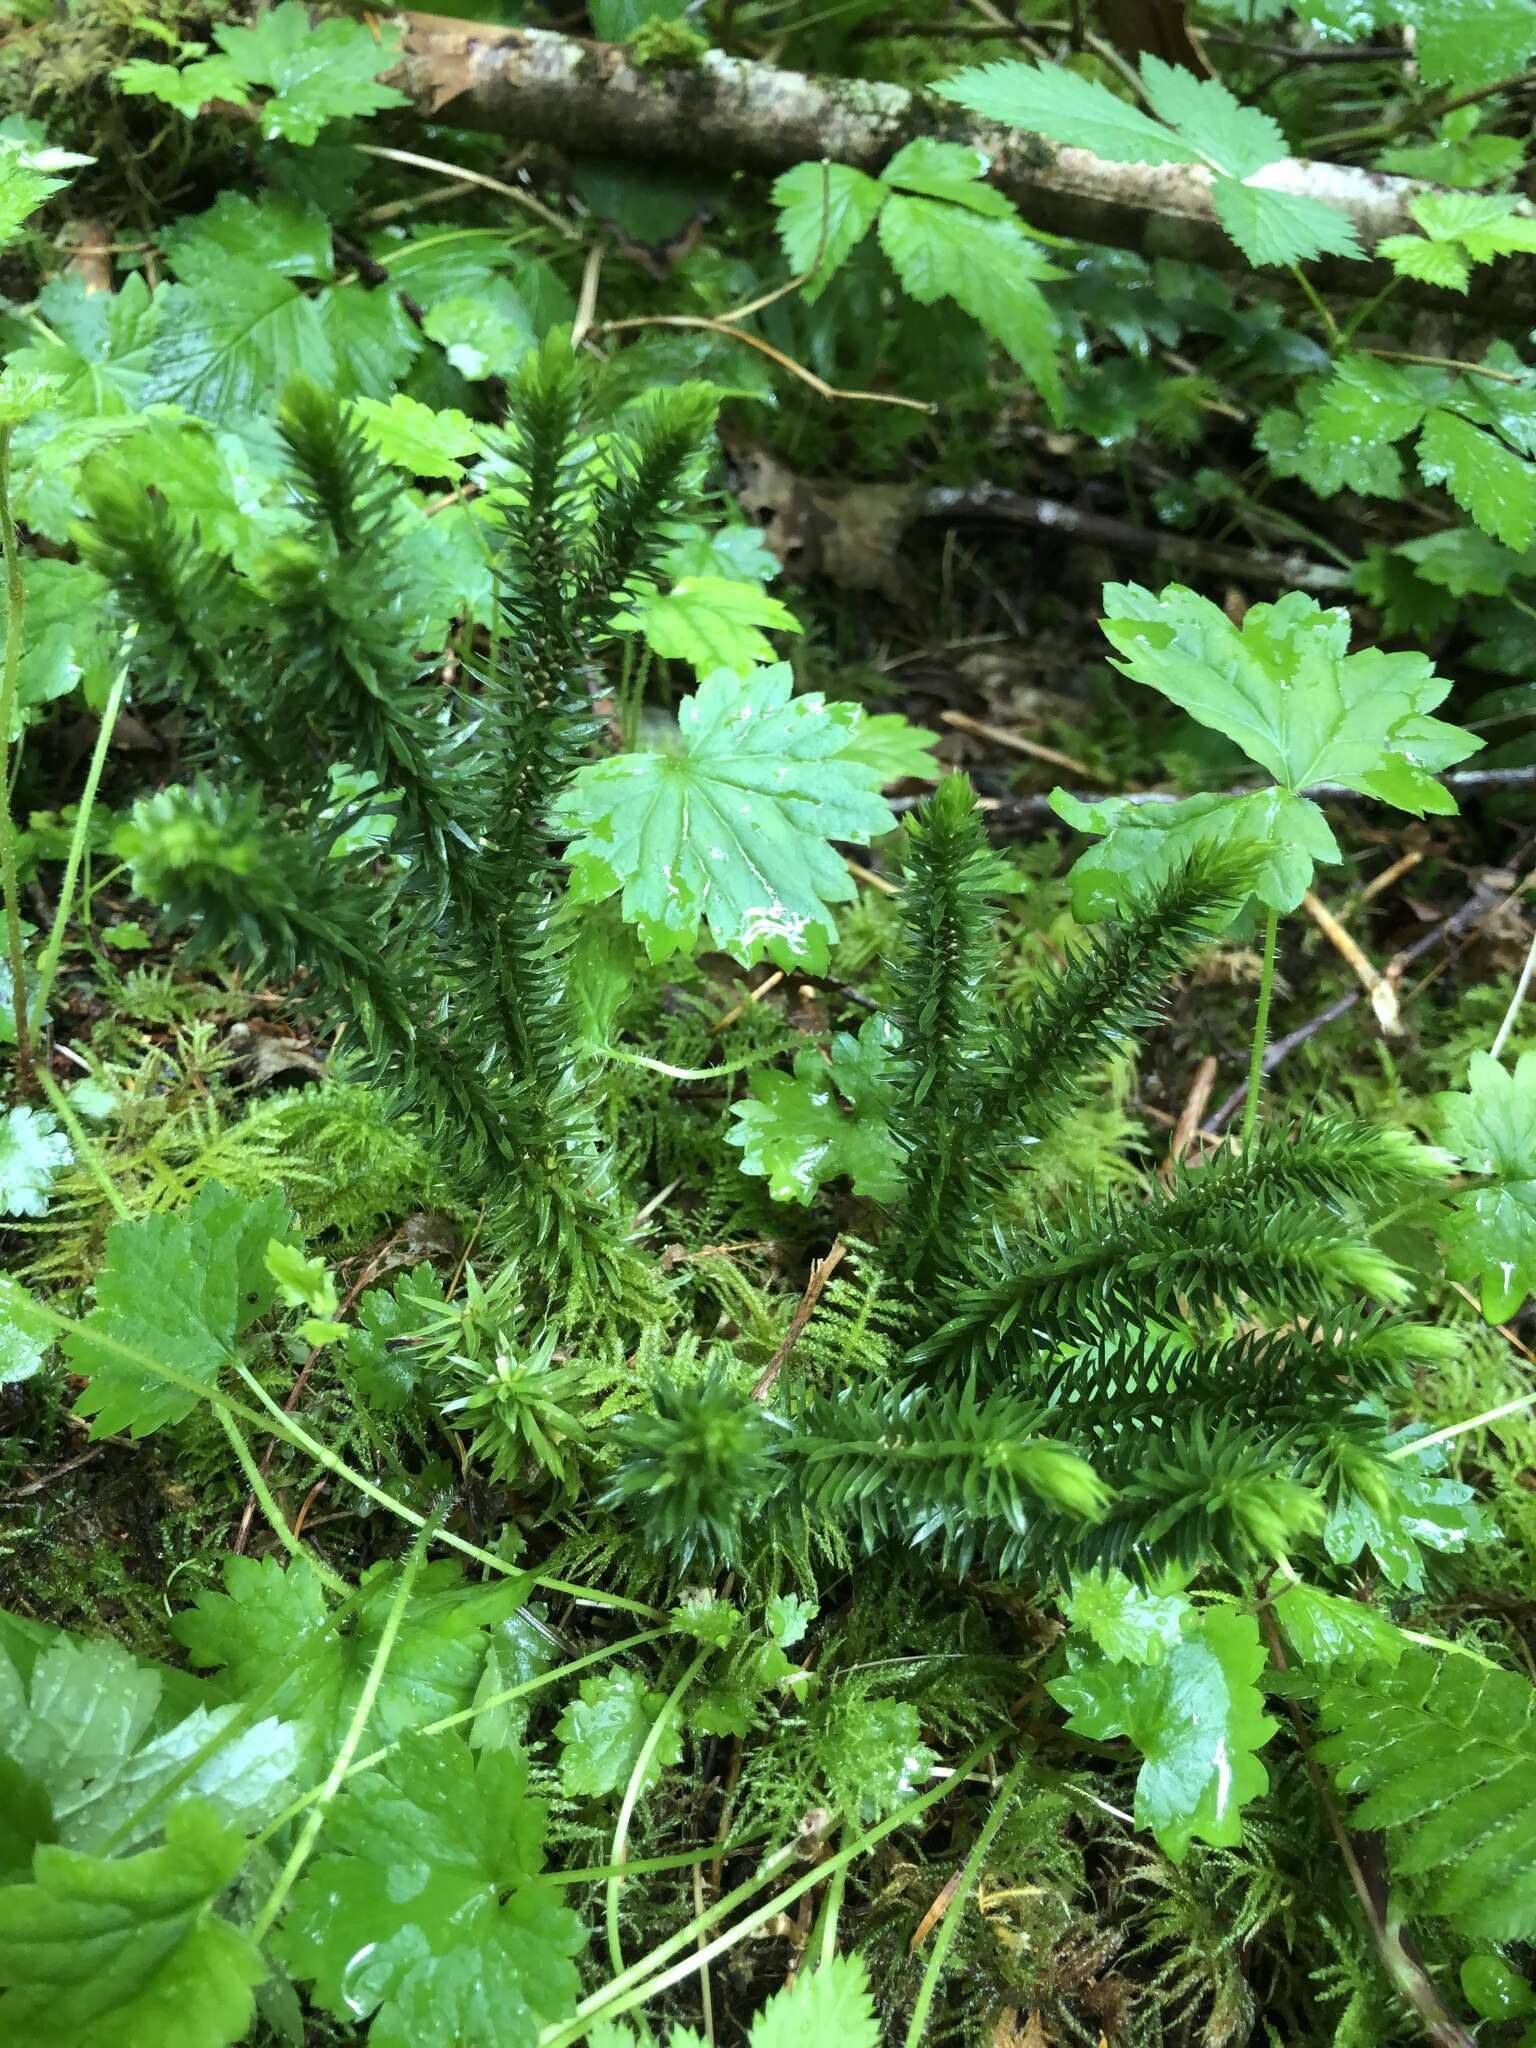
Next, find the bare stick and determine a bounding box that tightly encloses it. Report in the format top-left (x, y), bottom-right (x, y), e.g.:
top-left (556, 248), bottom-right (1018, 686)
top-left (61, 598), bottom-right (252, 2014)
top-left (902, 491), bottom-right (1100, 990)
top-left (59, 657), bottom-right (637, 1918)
top-left (752, 1238), bottom-right (847, 1401)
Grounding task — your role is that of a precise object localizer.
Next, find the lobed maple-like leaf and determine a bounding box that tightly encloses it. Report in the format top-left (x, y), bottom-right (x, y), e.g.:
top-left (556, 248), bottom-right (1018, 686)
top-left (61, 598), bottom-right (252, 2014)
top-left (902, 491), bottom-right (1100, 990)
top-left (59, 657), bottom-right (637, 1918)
top-left (562, 664), bottom-right (897, 972)
top-left (1050, 1603), bottom-right (1277, 1859)
top-left (275, 1736), bottom-right (584, 2048)
top-left (0, 1801), bottom-right (264, 2048)
top-left (1100, 582), bottom-right (1480, 808)
top-left (727, 1013), bottom-right (903, 1204)
top-left (554, 1668), bottom-right (683, 1798)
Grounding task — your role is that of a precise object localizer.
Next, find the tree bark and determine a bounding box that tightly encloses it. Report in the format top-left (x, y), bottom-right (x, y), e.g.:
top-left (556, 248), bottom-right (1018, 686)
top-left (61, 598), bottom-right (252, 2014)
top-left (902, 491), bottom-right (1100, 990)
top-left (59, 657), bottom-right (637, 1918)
top-left (392, 14), bottom-right (1505, 303)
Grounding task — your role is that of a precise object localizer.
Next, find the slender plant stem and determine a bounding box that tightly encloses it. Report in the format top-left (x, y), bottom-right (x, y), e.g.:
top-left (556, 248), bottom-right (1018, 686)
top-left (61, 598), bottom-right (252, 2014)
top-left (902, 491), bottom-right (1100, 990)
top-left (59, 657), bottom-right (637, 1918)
top-left (904, 1751), bottom-right (1030, 2048)
top-left (812, 1859), bottom-right (847, 1969)
top-left (252, 1626), bottom-right (672, 1850)
top-left (216, 1407), bottom-right (351, 1596)
top-left (233, 1362), bottom-right (666, 1619)
top-left (1491, 922), bottom-right (1536, 1060)
top-left (0, 423), bottom-right (34, 1094)
top-left (35, 1065), bottom-right (130, 1221)
top-left (606, 1647), bottom-right (711, 1972)
top-left (549, 1735), bottom-right (1005, 2047)
top-left (1388, 1389), bottom-right (1536, 1459)
top-left (1241, 905), bottom-right (1281, 1149)
top-left (18, 1294), bottom-right (663, 1624)
top-left (250, 1524), bottom-right (433, 1945)
top-left (27, 631), bottom-right (132, 1042)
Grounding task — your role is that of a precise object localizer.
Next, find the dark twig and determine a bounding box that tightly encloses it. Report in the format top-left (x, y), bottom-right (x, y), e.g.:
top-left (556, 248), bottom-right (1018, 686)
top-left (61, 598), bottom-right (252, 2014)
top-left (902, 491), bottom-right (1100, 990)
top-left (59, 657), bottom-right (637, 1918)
top-left (918, 484), bottom-right (1353, 595)
top-left (889, 765), bottom-right (1536, 825)
top-left (1204, 867), bottom-right (1525, 1133)
top-left (752, 1238), bottom-right (847, 1401)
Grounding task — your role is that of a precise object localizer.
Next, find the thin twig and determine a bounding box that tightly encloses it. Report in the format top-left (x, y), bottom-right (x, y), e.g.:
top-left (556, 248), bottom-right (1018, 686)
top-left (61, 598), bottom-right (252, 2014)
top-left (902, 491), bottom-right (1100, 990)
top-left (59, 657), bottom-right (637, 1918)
top-left (918, 483), bottom-right (1353, 593)
top-left (353, 141), bottom-right (579, 238)
top-left (571, 238), bottom-right (605, 352)
top-left (1366, 347), bottom-right (1528, 385)
top-left (752, 1239), bottom-right (847, 1400)
top-left (939, 708), bottom-right (1105, 783)
top-left (1357, 847), bottom-right (1423, 904)
top-left (1302, 889), bottom-right (1400, 1034)
top-left (596, 315), bottom-right (935, 413)
top-left (1165, 1054), bottom-right (1218, 1174)
top-left (1491, 916), bottom-right (1536, 1060)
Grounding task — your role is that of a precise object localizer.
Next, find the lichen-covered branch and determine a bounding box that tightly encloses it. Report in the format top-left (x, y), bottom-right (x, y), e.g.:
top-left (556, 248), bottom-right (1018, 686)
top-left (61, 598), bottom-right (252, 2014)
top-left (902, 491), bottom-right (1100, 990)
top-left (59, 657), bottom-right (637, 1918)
top-left (393, 14), bottom-right (1463, 298)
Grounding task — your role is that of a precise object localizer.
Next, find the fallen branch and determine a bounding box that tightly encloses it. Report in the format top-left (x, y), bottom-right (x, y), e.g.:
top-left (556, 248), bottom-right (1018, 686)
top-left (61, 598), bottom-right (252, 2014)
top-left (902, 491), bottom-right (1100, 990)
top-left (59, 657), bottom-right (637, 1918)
top-left (919, 485), bottom-right (1354, 594)
top-left (889, 764), bottom-right (1536, 824)
top-left (392, 16), bottom-right (1508, 305)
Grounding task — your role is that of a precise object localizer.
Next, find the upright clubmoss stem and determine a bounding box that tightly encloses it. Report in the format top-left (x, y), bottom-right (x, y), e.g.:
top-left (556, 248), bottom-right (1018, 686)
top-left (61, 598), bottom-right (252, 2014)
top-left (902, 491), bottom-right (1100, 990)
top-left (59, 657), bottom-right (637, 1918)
top-left (0, 424), bottom-right (35, 1093)
top-left (1241, 904), bottom-right (1281, 1150)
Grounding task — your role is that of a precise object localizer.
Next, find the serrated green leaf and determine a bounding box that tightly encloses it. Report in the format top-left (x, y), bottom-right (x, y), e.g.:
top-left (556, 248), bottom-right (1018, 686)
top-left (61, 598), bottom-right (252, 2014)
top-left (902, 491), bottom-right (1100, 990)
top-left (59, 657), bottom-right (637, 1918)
top-left (935, 59), bottom-right (1201, 166)
top-left (0, 1802), bottom-right (265, 2048)
top-left (1050, 1606), bottom-right (1277, 1859)
top-left (1256, 400), bottom-right (1405, 501)
top-left (771, 161), bottom-right (885, 299)
top-left (1316, 1647), bottom-right (1536, 1939)
top-left (163, 192), bottom-right (333, 282)
top-left (813, 1695), bottom-right (935, 1824)
top-left (824, 702), bottom-right (940, 782)
top-left (1418, 407), bottom-right (1536, 549)
top-left (1271, 1581), bottom-right (1406, 1672)
top-left (320, 284), bottom-right (421, 402)
top-left (1307, 352), bottom-right (1434, 450)
top-left (1064, 1566), bottom-right (1189, 1663)
top-left (209, 3), bottom-right (406, 145)
top-left (727, 1012), bottom-right (903, 1204)
top-left (1378, 235), bottom-right (1472, 291)
top-left (275, 1736), bottom-right (583, 2048)
top-left (1323, 1433), bottom-right (1491, 1590)
top-left (113, 55), bottom-right (246, 121)
top-left (750, 1954), bottom-right (880, 2048)
top-left (1137, 54), bottom-right (1285, 178)
top-left (7, 274), bottom-right (159, 419)
top-left (0, 1107), bottom-right (71, 1219)
top-left (0, 1276), bottom-right (51, 1386)
top-left (0, 143), bottom-right (76, 246)
top-left (1397, 526), bottom-right (1519, 597)
top-left (618, 575), bottom-right (800, 677)
top-left (877, 193), bottom-right (1063, 419)
top-left (343, 1262), bottom-right (447, 1414)
top-left (765, 1592), bottom-right (818, 1649)
top-left (1211, 177), bottom-right (1363, 267)
top-left (65, 1182), bottom-right (294, 1437)
top-left (173, 1555), bottom-right (523, 1763)
top-left (1100, 582), bottom-right (1481, 811)
top-left (1439, 1050), bottom-right (1536, 1321)
top-left (351, 393), bottom-right (481, 478)
top-left (561, 664), bottom-right (895, 971)
top-left (880, 137), bottom-right (1014, 215)
top-left (6, 558), bottom-right (117, 734)
top-left (145, 272), bottom-right (336, 426)
top-left (1402, 0), bottom-right (1536, 91)
top-left (0, 1631), bottom-right (300, 1861)
top-left (555, 1669), bottom-right (682, 1798)
top-left (1051, 785), bottom-right (1337, 917)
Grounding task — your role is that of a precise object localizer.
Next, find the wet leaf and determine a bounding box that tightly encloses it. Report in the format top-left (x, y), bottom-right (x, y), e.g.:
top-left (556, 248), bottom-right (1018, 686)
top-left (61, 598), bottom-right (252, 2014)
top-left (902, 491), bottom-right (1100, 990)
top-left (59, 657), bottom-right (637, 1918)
top-left (1439, 1050), bottom-right (1536, 1320)
top-left (561, 663), bottom-right (896, 971)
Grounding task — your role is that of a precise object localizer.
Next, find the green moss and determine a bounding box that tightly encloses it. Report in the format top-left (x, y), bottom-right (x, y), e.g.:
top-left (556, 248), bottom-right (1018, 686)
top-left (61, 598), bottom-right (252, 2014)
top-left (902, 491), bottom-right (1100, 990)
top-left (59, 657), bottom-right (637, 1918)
top-left (625, 17), bottom-right (709, 70)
